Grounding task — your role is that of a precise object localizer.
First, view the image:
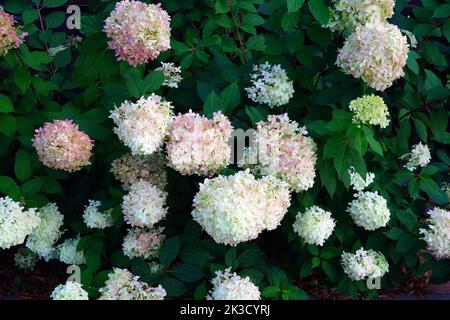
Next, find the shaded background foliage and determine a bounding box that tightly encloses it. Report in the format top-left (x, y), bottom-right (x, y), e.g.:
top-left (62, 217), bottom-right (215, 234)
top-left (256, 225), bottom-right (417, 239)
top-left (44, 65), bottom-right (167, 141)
top-left (0, 0), bottom-right (449, 299)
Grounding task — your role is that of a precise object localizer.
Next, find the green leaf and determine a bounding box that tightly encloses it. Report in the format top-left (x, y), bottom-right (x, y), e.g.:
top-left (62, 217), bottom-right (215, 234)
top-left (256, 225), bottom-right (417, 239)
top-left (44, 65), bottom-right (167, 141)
top-left (159, 236), bottom-right (180, 266)
top-left (432, 4), bottom-right (450, 18)
top-left (261, 285), bottom-right (280, 298)
top-left (15, 150), bottom-right (32, 181)
top-left (247, 35), bottom-right (266, 51)
top-left (245, 105), bottom-right (269, 125)
top-left (203, 91), bottom-right (224, 118)
top-left (21, 178), bottom-right (43, 197)
top-left (0, 94), bottom-right (14, 113)
top-left (395, 233), bottom-right (417, 253)
top-left (14, 66), bottom-right (31, 93)
top-left (225, 247), bottom-right (237, 268)
top-left (144, 71), bottom-right (164, 93)
top-left (362, 127), bottom-right (383, 156)
top-left (110, 250), bottom-right (131, 268)
top-left (194, 281), bottom-right (207, 300)
top-left (0, 176), bottom-right (21, 201)
top-left (308, 0), bottom-right (330, 25)
top-left (420, 176), bottom-right (449, 205)
top-left (288, 0), bottom-right (305, 13)
top-left (43, 0), bottom-right (68, 8)
top-left (215, 0), bottom-right (229, 14)
top-left (0, 114), bottom-right (16, 137)
top-left (171, 263), bottom-right (204, 282)
top-left (45, 11), bottom-right (65, 28)
top-left (160, 277), bottom-right (186, 297)
top-left (220, 81), bottom-right (241, 113)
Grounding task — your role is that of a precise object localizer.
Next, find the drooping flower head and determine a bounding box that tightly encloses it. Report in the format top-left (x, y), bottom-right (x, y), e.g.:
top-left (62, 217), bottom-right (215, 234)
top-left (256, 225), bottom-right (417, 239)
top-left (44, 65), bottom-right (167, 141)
top-left (336, 22), bottom-right (409, 91)
top-left (0, 5), bottom-right (27, 56)
top-left (347, 191), bottom-right (390, 230)
top-left (122, 180), bottom-right (168, 228)
top-left (400, 142), bottom-right (431, 172)
top-left (348, 167), bottom-right (375, 192)
top-left (192, 170), bottom-right (290, 246)
top-left (167, 110), bottom-right (233, 176)
top-left (14, 247), bottom-right (39, 271)
top-left (341, 248), bottom-right (389, 281)
top-left (245, 62), bottom-right (294, 108)
top-left (82, 200), bottom-right (114, 229)
top-left (33, 119), bottom-right (94, 172)
top-left (327, 0), bottom-right (395, 32)
top-left (122, 227), bottom-right (165, 259)
top-left (26, 203), bottom-right (64, 261)
top-left (51, 281), bottom-right (89, 300)
top-left (99, 268), bottom-right (166, 300)
top-left (349, 95), bottom-right (390, 128)
top-left (111, 152), bottom-right (167, 191)
top-left (110, 94), bottom-right (174, 156)
top-left (103, 0), bottom-right (171, 66)
top-left (293, 206), bottom-right (336, 246)
top-left (206, 268), bottom-right (261, 300)
top-left (419, 207), bottom-right (450, 259)
top-left (57, 236), bottom-right (85, 265)
top-left (155, 62), bottom-right (182, 88)
top-left (0, 197), bottom-right (39, 250)
top-left (243, 114), bottom-right (317, 193)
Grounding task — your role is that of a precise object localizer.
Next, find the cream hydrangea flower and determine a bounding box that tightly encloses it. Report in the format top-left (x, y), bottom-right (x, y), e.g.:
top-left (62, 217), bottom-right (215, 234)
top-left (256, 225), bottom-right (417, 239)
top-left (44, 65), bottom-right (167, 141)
top-left (14, 247), bottom-right (39, 271)
top-left (347, 191), bottom-right (390, 230)
top-left (341, 248), bottom-right (389, 281)
top-left (348, 167), bottom-right (375, 192)
top-left (26, 203), bottom-right (64, 261)
top-left (327, 0), bottom-right (395, 32)
top-left (110, 94), bottom-right (174, 156)
top-left (206, 268), bottom-right (261, 300)
top-left (82, 200), bottom-right (114, 229)
top-left (0, 197), bottom-right (39, 250)
top-left (419, 207), bottom-right (450, 259)
top-left (245, 62), bottom-right (294, 108)
top-left (51, 281), bottom-right (89, 300)
top-left (400, 142), bottom-right (431, 171)
top-left (192, 170), bottom-right (290, 246)
top-left (111, 152), bottom-right (167, 191)
top-left (122, 227), bottom-right (165, 259)
top-left (122, 180), bottom-right (168, 228)
top-left (336, 22), bottom-right (409, 91)
top-left (167, 110), bottom-right (233, 176)
top-left (349, 95), bottom-right (390, 128)
top-left (57, 236), bottom-right (85, 265)
top-left (155, 62), bottom-right (182, 88)
top-left (99, 268), bottom-right (166, 300)
top-left (243, 114), bottom-right (317, 193)
top-left (293, 206), bottom-right (336, 246)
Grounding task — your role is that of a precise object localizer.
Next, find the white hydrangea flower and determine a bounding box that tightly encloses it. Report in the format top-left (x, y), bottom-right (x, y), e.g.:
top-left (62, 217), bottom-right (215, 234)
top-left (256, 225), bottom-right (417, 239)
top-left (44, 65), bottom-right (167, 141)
top-left (26, 203), bottom-right (64, 261)
top-left (0, 196), bottom-right (40, 250)
top-left (419, 207), bottom-right (450, 259)
top-left (245, 62), bottom-right (294, 108)
top-left (110, 94), bottom-right (174, 155)
top-left (347, 191), bottom-right (390, 230)
top-left (341, 248), bottom-right (389, 281)
top-left (14, 247), bottom-right (39, 271)
top-left (122, 180), bottom-right (168, 228)
top-left (51, 281), bottom-right (89, 300)
top-left (192, 170), bottom-right (290, 246)
top-left (349, 167), bottom-right (375, 192)
top-left (206, 268), bottom-right (261, 300)
top-left (122, 227), bottom-right (165, 259)
top-left (57, 236), bottom-right (86, 265)
top-left (155, 62), bottom-right (182, 88)
top-left (82, 200), bottom-right (114, 229)
top-left (242, 114), bottom-right (317, 193)
top-left (336, 22), bottom-right (409, 91)
top-left (293, 206), bottom-right (336, 246)
top-left (400, 142), bottom-right (431, 171)
top-left (99, 268), bottom-right (166, 300)
top-left (327, 0), bottom-right (395, 32)
top-left (349, 95), bottom-right (390, 128)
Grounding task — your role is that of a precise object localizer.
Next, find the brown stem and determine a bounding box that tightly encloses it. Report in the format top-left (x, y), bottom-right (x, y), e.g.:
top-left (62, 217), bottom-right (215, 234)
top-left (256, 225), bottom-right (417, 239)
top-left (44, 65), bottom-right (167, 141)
top-left (227, 0), bottom-right (247, 64)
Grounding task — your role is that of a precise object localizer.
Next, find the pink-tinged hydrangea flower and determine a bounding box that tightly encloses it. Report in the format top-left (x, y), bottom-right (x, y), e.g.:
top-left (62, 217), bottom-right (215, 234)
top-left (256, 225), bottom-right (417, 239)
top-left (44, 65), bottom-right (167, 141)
top-left (0, 5), bottom-right (27, 57)
top-left (122, 180), bottom-right (168, 228)
top-left (122, 227), bottom-right (165, 259)
top-left (0, 197), bottom-right (39, 250)
top-left (111, 152), bottom-right (167, 191)
top-left (33, 120), bottom-right (94, 172)
top-left (99, 268), bottom-right (166, 300)
top-left (167, 110), bottom-right (233, 176)
top-left (110, 94), bottom-right (174, 156)
top-left (206, 268), bottom-right (261, 300)
top-left (336, 22), bottom-right (409, 91)
top-left (103, 0), bottom-right (171, 66)
top-left (242, 114), bottom-right (317, 193)
top-left (192, 170), bottom-right (291, 246)
top-left (419, 207), bottom-right (450, 259)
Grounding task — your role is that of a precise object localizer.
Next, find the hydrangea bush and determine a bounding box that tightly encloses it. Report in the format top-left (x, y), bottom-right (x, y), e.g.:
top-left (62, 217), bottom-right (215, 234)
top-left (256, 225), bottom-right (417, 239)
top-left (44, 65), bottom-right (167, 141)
top-left (0, 0), bottom-right (448, 300)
